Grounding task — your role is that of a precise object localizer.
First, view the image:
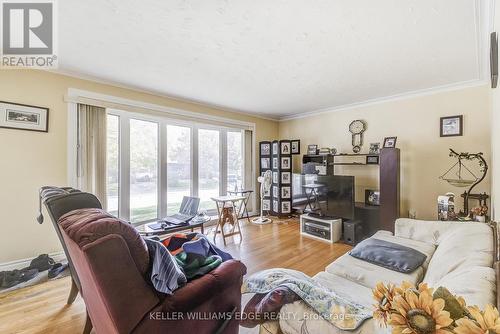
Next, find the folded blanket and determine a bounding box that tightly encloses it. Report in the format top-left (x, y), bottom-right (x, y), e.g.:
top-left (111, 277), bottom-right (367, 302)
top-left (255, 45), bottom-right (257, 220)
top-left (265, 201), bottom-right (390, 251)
top-left (144, 239), bottom-right (187, 295)
top-left (242, 268), bottom-right (372, 330)
top-left (162, 233), bottom-right (233, 279)
top-left (349, 237), bottom-right (427, 273)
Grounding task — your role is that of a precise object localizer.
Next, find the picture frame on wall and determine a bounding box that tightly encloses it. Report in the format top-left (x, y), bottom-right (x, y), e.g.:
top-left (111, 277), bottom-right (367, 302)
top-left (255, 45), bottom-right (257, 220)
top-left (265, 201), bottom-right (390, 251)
top-left (281, 157), bottom-right (291, 170)
top-left (260, 142), bottom-right (271, 156)
top-left (280, 141), bottom-right (291, 155)
top-left (440, 115), bottom-right (463, 137)
top-left (262, 199), bottom-right (271, 211)
top-left (0, 101), bottom-right (49, 133)
top-left (281, 172), bottom-right (291, 184)
top-left (273, 200), bottom-right (279, 212)
top-left (291, 140), bottom-right (300, 154)
top-left (383, 137), bottom-right (397, 148)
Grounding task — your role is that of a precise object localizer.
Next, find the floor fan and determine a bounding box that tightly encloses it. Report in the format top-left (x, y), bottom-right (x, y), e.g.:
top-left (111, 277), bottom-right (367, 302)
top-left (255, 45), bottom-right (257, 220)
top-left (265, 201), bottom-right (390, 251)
top-left (252, 170), bottom-right (273, 225)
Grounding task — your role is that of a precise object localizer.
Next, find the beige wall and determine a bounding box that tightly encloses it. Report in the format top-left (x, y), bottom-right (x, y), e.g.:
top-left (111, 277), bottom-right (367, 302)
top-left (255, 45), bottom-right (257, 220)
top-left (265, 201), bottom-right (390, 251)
top-left (0, 70), bottom-right (279, 264)
top-left (279, 85), bottom-right (492, 220)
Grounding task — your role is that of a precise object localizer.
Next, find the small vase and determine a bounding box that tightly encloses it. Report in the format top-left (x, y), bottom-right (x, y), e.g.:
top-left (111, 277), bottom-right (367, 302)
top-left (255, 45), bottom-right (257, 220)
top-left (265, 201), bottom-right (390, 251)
top-left (476, 215), bottom-right (486, 223)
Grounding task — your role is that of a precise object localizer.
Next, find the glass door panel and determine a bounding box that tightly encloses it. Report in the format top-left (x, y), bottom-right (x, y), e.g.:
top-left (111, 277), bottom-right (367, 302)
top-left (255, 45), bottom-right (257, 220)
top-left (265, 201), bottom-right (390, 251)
top-left (166, 125), bottom-right (191, 215)
top-left (198, 129), bottom-right (220, 211)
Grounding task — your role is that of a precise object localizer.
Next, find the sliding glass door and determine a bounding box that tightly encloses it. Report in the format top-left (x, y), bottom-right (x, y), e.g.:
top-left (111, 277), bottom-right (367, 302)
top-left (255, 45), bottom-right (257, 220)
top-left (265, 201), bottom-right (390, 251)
top-left (107, 109), bottom-right (251, 223)
top-left (129, 119), bottom-right (158, 222)
top-left (166, 125), bottom-right (191, 215)
top-left (198, 129), bottom-right (220, 211)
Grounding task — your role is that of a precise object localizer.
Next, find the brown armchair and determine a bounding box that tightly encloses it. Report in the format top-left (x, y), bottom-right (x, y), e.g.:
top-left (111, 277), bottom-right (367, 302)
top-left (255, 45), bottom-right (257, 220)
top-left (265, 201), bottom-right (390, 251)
top-left (51, 193), bottom-right (246, 334)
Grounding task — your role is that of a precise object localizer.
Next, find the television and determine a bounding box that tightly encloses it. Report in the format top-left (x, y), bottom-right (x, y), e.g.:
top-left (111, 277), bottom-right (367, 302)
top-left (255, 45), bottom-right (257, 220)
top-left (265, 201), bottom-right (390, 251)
top-left (292, 174), bottom-right (355, 220)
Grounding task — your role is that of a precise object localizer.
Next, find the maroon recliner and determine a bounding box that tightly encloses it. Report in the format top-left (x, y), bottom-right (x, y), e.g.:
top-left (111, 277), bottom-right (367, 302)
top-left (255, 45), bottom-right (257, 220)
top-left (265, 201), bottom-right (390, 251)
top-left (58, 206), bottom-right (247, 334)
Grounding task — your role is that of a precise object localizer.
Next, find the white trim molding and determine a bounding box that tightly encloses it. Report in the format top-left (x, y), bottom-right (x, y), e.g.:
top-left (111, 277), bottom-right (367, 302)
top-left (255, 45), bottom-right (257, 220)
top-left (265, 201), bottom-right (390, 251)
top-left (279, 79), bottom-right (489, 122)
top-left (65, 88), bottom-right (259, 129)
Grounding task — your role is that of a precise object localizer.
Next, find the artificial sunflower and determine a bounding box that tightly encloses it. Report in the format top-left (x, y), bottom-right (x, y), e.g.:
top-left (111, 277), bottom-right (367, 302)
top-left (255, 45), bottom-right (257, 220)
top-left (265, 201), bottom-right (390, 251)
top-left (389, 287), bottom-right (453, 334)
top-left (373, 281), bottom-right (415, 327)
top-left (454, 305), bottom-right (500, 334)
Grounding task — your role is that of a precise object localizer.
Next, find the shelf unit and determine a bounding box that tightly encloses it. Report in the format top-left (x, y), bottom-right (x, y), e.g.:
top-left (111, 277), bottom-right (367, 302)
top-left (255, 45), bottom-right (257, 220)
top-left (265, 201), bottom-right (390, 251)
top-left (302, 148), bottom-right (400, 233)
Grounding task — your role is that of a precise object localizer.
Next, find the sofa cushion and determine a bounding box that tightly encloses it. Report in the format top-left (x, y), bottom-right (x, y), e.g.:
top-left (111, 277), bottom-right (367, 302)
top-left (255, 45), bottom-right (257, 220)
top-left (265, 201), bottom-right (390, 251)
top-left (325, 232), bottom-right (435, 289)
top-left (423, 223), bottom-right (494, 287)
top-left (370, 232), bottom-right (435, 270)
top-left (326, 253), bottom-right (424, 289)
top-left (433, 266), bottom-right (496, 309)
top-left (349, 238), bottom-right (427, 273)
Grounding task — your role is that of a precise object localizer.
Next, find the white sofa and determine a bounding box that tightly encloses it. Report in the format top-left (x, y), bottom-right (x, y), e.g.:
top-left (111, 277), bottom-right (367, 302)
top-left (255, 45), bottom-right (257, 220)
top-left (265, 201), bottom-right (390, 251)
top-left (264, 219), bottom-right (497, 334)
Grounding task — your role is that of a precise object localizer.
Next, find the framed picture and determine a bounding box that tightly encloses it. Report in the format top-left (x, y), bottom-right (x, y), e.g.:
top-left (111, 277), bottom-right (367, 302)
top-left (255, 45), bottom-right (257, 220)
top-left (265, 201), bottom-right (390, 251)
top-left (281, 186), bottom-right (291, 199)
top-left (365, 190), bottom-right (380, 206)
top-left (440, 115), bottom-right (463, 137)
top-left (366, 155), bottom-right (379, 165)
top-left (272, 157), bottom-right (279, 169)
top-left (0, 101), bottom-right (49, 132)
top-left (262, 199), bottom-right (271, 211)
top-left (273, 200), bottom-right (279, 212)
top-left (272, 171), bottom-right (279, 184)
top-left (260, 142), bottom-right (271, 156)
top-left (260, 158), bottom-right (270, 169)
top-left (281, 157), bottom-right (291, 170)
top-left (383, 137), bottom-right (397, 148)
top-left (369, 142), bottom-right (380, 154)
top-left (272, 141), bottom-right (279, 155)
top-left (307, 144), bottom-right (318, 155)
top-left (280, 141), bottom-right (291, 155)
top-left (264, 185), bottom-right (270, 197)
top-left (291, 140), bottom-right (300, 154)
top-left (281, 201), bottom-right (291, 214)
top-left (272, 185), bottom-right (279, 198)
top-left (281, 172), bottom-right (291, 184)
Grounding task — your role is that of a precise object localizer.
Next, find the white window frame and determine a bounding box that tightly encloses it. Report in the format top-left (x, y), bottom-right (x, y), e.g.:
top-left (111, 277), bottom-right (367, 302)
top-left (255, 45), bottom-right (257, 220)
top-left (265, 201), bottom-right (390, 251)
top-left (66, 88), bottom-right (257, 224)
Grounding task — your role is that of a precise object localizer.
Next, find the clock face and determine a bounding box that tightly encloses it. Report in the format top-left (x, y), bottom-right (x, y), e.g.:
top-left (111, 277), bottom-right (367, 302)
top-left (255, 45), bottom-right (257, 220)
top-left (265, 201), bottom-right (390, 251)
top-left (349, 120), bottom-right (366, 134)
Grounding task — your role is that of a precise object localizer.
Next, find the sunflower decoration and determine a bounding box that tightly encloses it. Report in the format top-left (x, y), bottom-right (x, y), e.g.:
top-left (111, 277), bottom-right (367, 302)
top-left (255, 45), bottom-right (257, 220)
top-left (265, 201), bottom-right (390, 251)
top-left (372, 281), bottom-right (500, 334)
top-left (454, 305), bottom-right (500, 334)
top-left (373, 281), bottom-right (414, 327)
top-left (389, 286), bottom-right (453, 334)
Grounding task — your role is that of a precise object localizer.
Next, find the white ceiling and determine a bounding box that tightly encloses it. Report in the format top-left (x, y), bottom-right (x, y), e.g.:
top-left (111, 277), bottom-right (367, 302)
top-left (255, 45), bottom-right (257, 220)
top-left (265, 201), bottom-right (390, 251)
top-left (57, 0), bottom-right (490, 120)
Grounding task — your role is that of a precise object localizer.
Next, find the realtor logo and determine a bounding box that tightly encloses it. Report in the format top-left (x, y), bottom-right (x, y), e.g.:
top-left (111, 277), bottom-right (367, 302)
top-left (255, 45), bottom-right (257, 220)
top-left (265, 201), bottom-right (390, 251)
top-left (1, 0), bottom-right (58, 68)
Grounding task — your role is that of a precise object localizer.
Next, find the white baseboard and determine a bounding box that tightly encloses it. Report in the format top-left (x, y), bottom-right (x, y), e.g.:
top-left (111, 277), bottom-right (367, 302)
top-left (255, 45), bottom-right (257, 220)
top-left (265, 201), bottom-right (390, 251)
top-left (0, 252), bottom-right (67, 272)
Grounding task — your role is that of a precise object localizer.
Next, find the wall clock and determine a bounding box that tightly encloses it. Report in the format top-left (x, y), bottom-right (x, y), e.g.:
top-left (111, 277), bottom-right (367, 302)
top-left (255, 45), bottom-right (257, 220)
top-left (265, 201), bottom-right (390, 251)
top-left (349, 120), bottom-right (366, 153)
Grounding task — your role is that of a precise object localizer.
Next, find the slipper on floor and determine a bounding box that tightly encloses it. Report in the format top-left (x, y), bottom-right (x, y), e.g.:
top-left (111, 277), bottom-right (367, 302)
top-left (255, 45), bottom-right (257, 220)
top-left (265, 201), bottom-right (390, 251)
top-left (28, 254), bottom-right (55, 272)
top-left (48, 262), bottom-right (68, 279)
top-left (1, 268), bottom-right (39, 289)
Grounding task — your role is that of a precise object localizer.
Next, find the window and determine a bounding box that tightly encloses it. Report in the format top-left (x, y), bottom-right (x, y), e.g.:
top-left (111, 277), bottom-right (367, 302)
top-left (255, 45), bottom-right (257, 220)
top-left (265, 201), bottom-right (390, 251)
top-left (198, 129), bottom-right (220, 211)
top-left (167, 125), bottom-right (191, 215)
top-left (105, 109), bottom-right (252, 224)
top-left (227, 131), bottom-right (243, 191)
top-left (129, 119), bottom-right (158, 222)
top-left (106, 114), bottom-right (119, 216)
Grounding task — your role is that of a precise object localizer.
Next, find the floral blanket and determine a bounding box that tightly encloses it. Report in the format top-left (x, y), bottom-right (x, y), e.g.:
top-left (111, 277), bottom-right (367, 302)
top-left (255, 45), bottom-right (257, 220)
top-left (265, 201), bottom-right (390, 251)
top-left (241, 268), bottom-right (372, 330)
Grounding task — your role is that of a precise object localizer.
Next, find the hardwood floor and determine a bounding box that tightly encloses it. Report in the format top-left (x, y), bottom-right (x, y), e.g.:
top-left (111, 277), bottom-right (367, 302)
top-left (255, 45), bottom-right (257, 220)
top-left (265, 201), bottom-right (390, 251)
top-left (0, 218), bottom-right (351, 334)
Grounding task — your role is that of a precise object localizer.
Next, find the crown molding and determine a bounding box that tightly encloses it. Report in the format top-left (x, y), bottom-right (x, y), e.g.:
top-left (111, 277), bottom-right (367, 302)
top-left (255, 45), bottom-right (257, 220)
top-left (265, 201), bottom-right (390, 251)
top-left (279, 79), bottom-right (489, 122)
top-left (44, 69), bottom-right (280, 122)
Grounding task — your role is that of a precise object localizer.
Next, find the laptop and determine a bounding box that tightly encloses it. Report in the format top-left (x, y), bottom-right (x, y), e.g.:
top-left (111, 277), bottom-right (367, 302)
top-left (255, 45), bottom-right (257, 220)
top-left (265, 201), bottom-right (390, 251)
top-left (162, 196), bottom-right (200, 225)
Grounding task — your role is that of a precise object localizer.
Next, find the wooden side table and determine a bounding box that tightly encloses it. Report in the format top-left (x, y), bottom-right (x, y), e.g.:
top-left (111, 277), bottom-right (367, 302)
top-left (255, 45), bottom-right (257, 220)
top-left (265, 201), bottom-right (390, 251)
top-left (211, 195), bottom-right (245, 245)
top-left (227, 189), bottom-right (253, 222)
